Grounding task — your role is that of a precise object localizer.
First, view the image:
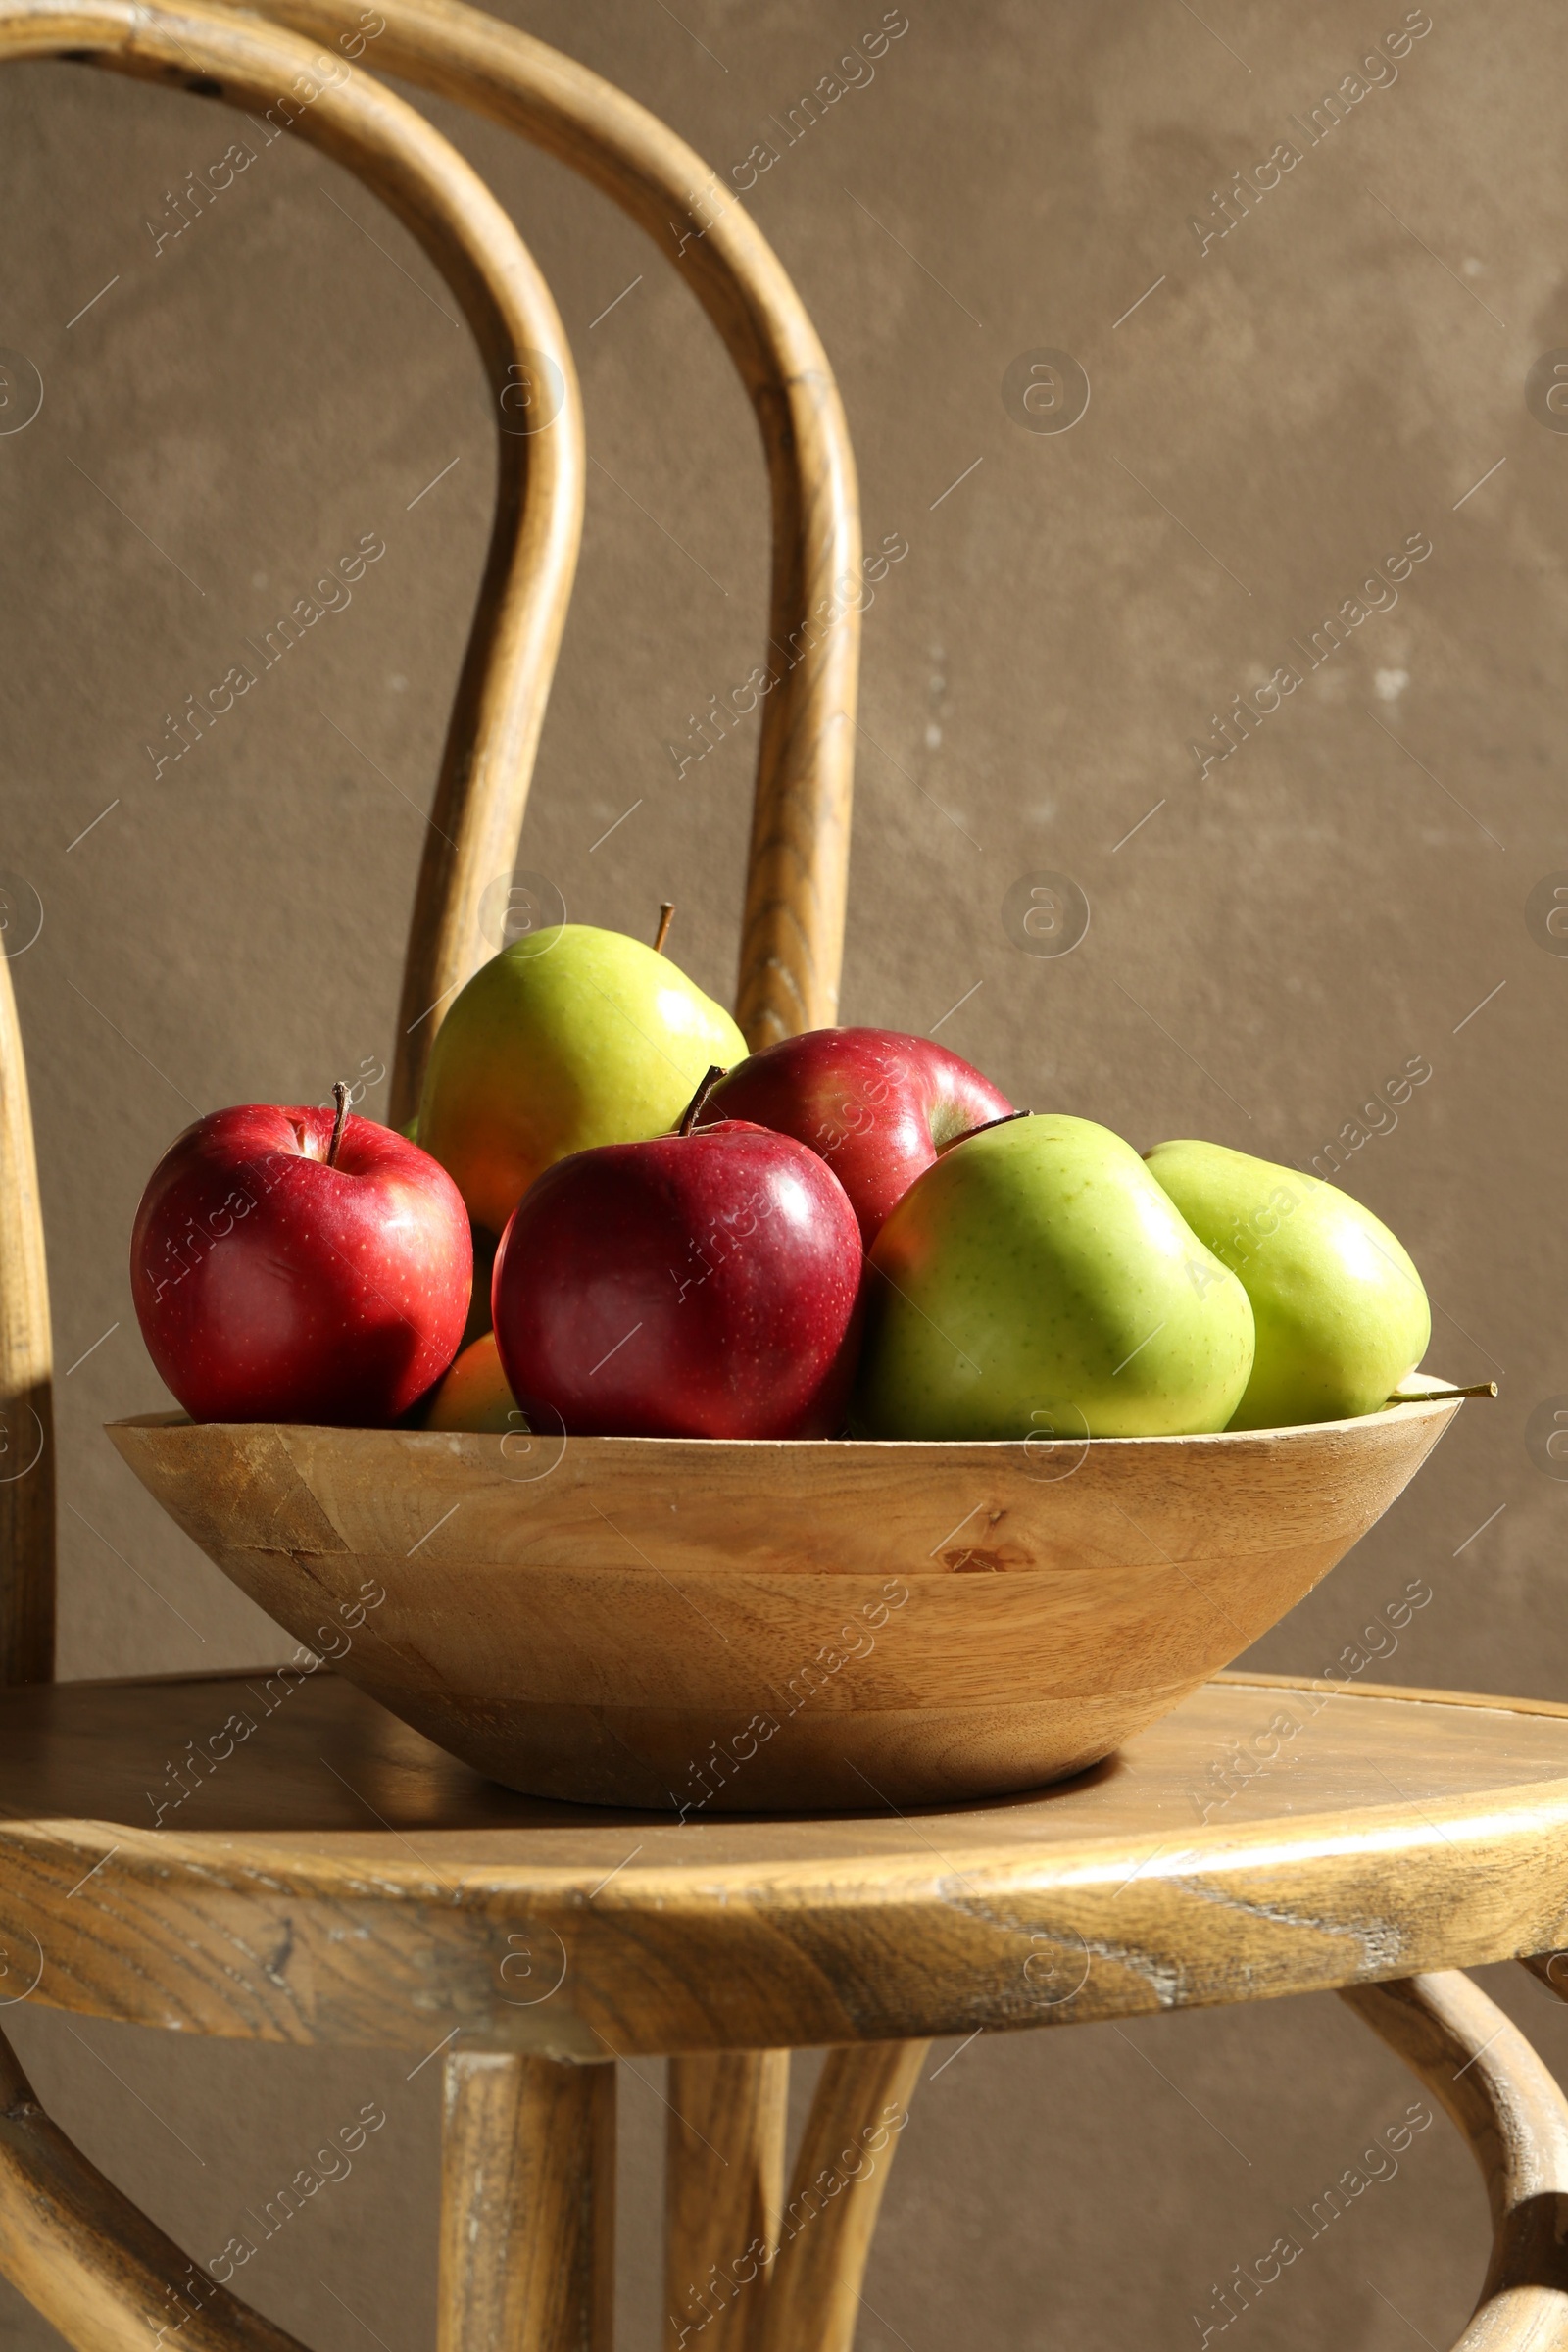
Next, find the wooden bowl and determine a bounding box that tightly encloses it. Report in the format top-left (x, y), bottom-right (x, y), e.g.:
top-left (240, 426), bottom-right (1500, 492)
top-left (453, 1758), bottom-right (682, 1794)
top-left (107, 1397), bottom-right (1459, 1811)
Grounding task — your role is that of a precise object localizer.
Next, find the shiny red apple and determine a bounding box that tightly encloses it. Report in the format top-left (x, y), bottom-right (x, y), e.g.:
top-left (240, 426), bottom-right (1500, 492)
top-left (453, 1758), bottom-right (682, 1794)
top-left (702, 1027), bottom-right (1013, 1247)
top-left (131, 1094), bottom-right (471, 1424)
top-left (491, 1102), bottom-right (862, 1440)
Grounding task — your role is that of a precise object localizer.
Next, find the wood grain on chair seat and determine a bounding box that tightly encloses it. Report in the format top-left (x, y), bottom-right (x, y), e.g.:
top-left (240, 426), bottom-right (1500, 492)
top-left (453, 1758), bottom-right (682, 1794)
top-left (1, 1672), bottom-right (1566, 2058)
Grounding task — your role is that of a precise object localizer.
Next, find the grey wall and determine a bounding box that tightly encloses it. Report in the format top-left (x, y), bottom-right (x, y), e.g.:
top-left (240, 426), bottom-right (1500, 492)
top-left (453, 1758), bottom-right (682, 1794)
top-left (4, 0), bottom-right (1568, 2344)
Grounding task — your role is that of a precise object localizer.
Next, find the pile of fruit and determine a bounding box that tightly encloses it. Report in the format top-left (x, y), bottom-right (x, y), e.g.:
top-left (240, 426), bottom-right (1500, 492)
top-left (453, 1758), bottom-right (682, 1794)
top-left (131, 916), bottom-right (1433, 1443)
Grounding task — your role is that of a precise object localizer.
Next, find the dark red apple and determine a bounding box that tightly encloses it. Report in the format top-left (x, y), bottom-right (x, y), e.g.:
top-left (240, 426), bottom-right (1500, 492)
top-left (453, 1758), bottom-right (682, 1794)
top-left (491, 1111), bottom-right (861, 1440)
top-left (702, 1028), bottom-right (1013, 1247)
top-left (131, 1095), bottom-right (471, 1425)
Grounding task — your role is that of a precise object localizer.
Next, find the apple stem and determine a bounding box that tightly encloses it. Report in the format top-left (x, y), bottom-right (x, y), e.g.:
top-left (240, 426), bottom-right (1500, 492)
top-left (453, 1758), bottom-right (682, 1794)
top-left (676, 1065), bottom-right (726, 1137)
top-left (954, 1108), bottom-right (1032, 1147)
top-left (654, 903), bottom-right (675, 955)
top-left (1388, 1381), bottom-right (1497, 1402)
top-left (326, 1081), bottom-right (350, 1169)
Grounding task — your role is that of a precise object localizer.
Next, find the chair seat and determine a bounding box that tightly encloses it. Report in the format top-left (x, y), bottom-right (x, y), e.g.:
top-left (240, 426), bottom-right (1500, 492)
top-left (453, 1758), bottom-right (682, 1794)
top-left (0, 1668), bottom-right (1563, 2059)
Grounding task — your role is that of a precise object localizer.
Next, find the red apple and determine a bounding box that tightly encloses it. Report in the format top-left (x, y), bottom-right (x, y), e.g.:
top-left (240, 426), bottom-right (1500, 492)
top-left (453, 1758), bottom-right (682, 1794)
top-left (491, 1112), bottom-right (861, 1440)
top-left (131, 1097), bottom-right (471, 1425)
top-left (702, 1028), bottom-right (1013, 1247)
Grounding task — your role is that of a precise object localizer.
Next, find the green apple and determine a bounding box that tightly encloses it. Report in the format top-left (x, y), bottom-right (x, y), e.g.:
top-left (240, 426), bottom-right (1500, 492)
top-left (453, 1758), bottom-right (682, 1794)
top-left (1144, 1140), bottom-right (1430, 1429)
top-left (853, 1113), bottom-right (1255, 1441)
top-left (418, 925), bottom-right (747, 1233)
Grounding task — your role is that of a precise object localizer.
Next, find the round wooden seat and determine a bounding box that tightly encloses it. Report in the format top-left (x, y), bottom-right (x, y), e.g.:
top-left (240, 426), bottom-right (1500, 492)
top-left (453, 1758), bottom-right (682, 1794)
top-left (2, 1671), bottom-right (1567, 2058)
top-left (2, 1672), bottom-right (1568, 2352)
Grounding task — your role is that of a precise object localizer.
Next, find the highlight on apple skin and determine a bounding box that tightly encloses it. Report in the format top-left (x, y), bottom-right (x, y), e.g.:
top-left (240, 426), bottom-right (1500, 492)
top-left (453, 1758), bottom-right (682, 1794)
top-left (491, 1116), bottom-right (863, 1441)
top-left (1144, 1140), bottom-right (1432, 1430)
top-left (701, 1026), bottom-right (1013, 1247)
top-left (852, 1113), bottom-right (1256, 1443)
top-left (417, 923), bottom-right (747, 1236)
top-left (130, 1103), bottom-right (472, 1426)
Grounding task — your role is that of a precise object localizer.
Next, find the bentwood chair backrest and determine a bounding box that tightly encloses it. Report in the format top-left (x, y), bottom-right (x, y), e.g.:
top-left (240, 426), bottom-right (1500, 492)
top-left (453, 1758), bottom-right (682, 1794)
top-left (0, 0), bottom-right (862, 1686)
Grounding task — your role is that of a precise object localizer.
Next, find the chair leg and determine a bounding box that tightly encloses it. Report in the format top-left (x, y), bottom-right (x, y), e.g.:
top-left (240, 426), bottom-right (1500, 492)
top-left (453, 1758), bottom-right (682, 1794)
top-left (664, 2052), bottom-right (789, 2352)
top-left (0, 2022), bottom-right (306, 2352)
top-left (440, 2051), bottom-right (614, 2352)
top-left (754, 2040), bottom-right (928, 2352)
top-left (1344, 1971), bottom-right (1568, 2349)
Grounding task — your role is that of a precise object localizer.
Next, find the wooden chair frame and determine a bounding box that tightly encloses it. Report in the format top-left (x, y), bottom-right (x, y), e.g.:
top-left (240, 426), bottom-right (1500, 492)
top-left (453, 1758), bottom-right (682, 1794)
top-left (2, 8), bottom-right (1567, 2349)
top-left (1, 1968), bottom-right (1567, 2350)
top-left (235, 0), bottom-right (863, 1081)
top-left (0, 5), bottom-right (867, 2342)
top-left (0, 0), bottom-right (861, 1685)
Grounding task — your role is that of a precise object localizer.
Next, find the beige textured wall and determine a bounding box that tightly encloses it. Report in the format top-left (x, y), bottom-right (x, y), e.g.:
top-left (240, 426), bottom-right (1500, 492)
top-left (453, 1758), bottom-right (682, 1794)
top-left (4, 0), bottom-right (1568, 2343)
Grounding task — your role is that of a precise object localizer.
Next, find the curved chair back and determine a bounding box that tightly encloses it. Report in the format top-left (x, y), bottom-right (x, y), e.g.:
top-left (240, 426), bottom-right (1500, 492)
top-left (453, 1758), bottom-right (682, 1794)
top-left (239, 0), bottom-right (862, 1054)
top-left (0, 0), bottom-right (861, 1683)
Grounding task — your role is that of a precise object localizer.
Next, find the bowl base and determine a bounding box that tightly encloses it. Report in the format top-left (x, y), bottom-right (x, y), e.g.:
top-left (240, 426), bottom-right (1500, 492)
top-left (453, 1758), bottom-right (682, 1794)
top-left (388, 1688), bottom-right (1188, 1812)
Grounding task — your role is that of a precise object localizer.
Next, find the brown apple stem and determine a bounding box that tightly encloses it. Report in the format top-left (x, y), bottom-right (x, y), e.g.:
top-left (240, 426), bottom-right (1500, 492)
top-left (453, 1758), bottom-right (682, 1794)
top-left (676, 1064), bottom-right (726, 1137)
top-left (953, 1108), bottom-right (1032, 1147)
top-left (654, 902), bottom-right (675, 955)
top-left (326, 1080), bottom-right (350, 1169)
top-left (1387, 1381), bottom-right (1497, 1402)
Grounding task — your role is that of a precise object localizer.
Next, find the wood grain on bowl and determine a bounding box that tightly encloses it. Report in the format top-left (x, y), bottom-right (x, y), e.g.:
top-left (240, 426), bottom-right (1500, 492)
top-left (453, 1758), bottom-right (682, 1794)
top-left (107, 1400), bottom-right (1460, 1810)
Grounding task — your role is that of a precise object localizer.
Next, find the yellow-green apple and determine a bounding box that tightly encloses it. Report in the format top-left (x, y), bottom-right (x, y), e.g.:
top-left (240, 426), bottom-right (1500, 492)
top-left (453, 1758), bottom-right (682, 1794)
top-left (1144, 1140), bottom-right (1430, 1427)
top-left (853, 1113), bottom-right (1254, 1440)
top-left (418, 925), bottom-right (746, 1234)
top-left (131, 1095), bottom-right (470, 1425)
top-left (702, 1028), bottom-right (1012, 1247)
top-left (422, 1330), bottom-right (518, 1432)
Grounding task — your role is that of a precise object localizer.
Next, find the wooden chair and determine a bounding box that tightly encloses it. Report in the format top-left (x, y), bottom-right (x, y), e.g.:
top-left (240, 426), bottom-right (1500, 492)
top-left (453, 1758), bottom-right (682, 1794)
top-left (3, 8), bottom-right (1568, 2350)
